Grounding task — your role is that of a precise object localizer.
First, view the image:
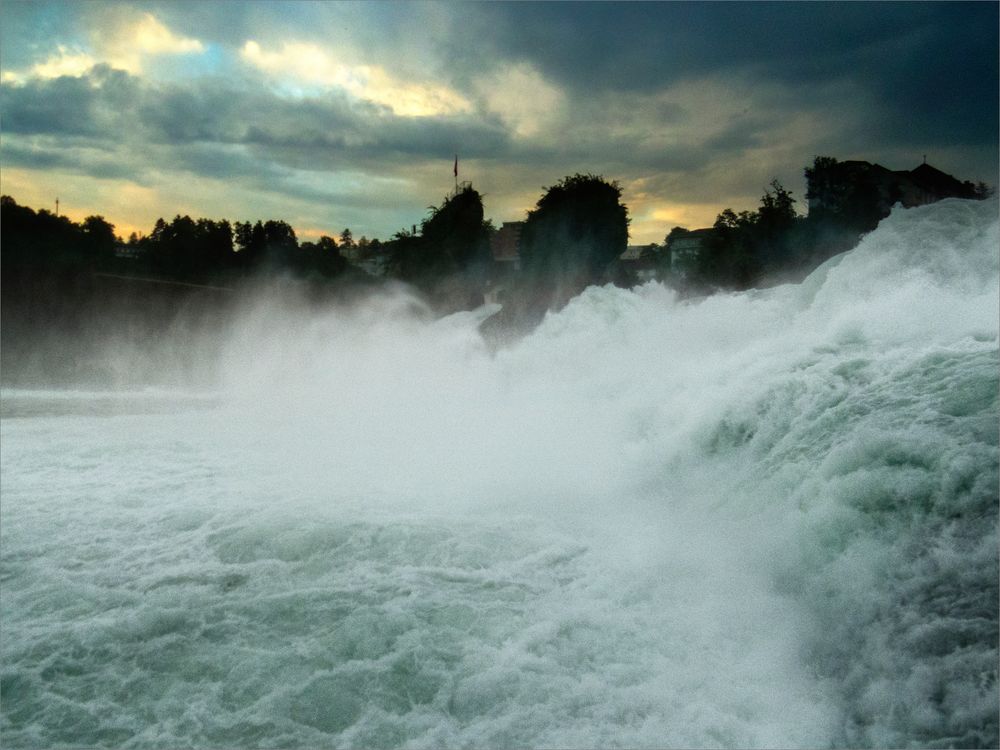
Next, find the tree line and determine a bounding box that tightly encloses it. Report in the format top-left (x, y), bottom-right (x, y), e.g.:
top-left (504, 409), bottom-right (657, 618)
top-left (0, 173), bottom-right (629, 319)
top-left (2, 155), bottom-right (993, 310)
top-left (656, 156), bottom-right (993, 292)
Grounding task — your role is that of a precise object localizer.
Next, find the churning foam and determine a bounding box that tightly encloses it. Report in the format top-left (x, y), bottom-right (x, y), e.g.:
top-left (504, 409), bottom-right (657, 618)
top-left (1, 199), bottom-right (997, 747)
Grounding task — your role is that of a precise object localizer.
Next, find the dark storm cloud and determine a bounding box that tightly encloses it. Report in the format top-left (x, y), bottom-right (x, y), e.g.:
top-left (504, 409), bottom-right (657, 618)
top-left (866, 21), bottom-right (1000, 147)
top-left (0, 66), bottom-right (511, 180)
top-left (0, 141), bottom-right (136, 181)
top-left (450, 2), bottom-right (998, 149)
top-left (0, 68), bottom-right (132, 137)
top-left (461, 3), bottom-right (991, 90)
top-left (238, 100), bottom-right (508, 166)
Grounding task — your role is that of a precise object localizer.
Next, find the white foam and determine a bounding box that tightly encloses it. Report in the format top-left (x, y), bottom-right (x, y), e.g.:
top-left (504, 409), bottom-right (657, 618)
top-left (2, 199), bottom-right (997, 747)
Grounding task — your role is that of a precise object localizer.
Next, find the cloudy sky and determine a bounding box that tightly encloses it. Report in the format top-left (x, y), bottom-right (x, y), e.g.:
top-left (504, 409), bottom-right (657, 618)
top-left (1, 1), bottom-right (997, 244)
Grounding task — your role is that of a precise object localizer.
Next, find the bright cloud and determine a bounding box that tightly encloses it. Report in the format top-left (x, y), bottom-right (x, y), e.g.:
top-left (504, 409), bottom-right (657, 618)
top-left (1, 46), bottom-right (98, 84)
top-left (649, 204), bottom-right (722, 230)
top-left (29, 46), bottom-right (98, 80)
top-left (241, 40), bottom-right (472, 118)
top-left (2, 12), bottom-right (204, 82)
top-left (476, 63), bottom-right (566, 139)
top-left (623, 191), bottom-right (723, 242)
top-left (129, 14), bottom-right (204, 56)
top-left (98, 13), bottom-right (204, 74)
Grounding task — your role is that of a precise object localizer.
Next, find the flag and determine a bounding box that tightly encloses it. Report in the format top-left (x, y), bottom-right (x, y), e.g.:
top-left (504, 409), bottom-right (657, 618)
top-left (454, 155), bottom-right (458, 178)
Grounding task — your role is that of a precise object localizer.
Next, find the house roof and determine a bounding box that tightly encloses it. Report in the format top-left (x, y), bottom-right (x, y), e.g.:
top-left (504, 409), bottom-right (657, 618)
top-left (621, 244), bottom-right (656, 261)
top-left (909, 163), bottom-right (967, 195)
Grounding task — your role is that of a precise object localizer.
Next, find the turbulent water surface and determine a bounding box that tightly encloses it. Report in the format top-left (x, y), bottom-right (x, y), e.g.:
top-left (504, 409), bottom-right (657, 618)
top-left (2, 200), bottom-right (998, 748)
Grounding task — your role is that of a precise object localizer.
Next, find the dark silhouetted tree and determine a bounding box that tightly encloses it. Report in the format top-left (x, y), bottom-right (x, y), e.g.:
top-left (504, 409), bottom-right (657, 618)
top-left (143, 214), bottom-right (235, 279)
top-left (754, 180), bottom-right (798, 272)
top-left (298, 235), bottom-right (347, 278)
top-left (81, 215), bottom-right (117, 268)
top-left (387, 185), bottom-right (493, 288)
top-left (518, 174), bottom-right (629, 295)
top-left (804, 156), bottom-right (883, 232)
top-left (339, 228), bottom-right (355, 252)
top-left (147, 214), bottom-right (197, 278)
top-left (420, 185), bottom-right (492, 276)
top-left (697, 208), bottom-right (758, 289)
top-left (804, 156), bottom-right (845, 220)
top-left (692, 180), bottom-right (802, 289)
top-left (261, 220), bottom-right (298, 267)
top-left (233, 219), bottom-right (297, 271)
top-left (1, 195), bottom-right (106, 273)
top-left (234, 220), bottom-right (266, 260)
top-left (195, 218), bottom-right (234, 276)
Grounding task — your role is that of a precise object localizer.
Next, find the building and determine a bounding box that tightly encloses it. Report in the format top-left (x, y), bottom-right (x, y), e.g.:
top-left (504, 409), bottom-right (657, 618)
top-left (482, 221), bottom-right (524, 305)
top-left (114, 241), bottom-right (144, 260)
top-left (666, 227), bottom-right (714, 278)
top-left (907, 162), bottom-right (979, 206)
top-left (807, 159), bottom-right (978, 219)
top-left (355, 254), bottom-right (389, 277)
top-left (620, 244), bottom-right (659, 281)
top-left (490, 221), bottom-right (523, 271)
top-left (619, 244), bottom-right (649, 262)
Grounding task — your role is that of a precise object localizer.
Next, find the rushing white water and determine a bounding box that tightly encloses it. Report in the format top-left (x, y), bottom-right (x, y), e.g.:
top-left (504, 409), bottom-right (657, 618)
top-left (2, 199), bottom-right (997, 748)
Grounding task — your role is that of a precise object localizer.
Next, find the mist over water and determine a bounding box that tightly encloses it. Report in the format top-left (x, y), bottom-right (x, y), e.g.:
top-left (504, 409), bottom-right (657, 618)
top-left (2, 199), bottom-right (997, 748)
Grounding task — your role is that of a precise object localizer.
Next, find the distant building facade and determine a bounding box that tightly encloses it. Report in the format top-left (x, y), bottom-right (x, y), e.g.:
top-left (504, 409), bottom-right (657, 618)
top-left (114, 241), bottom-right (144, 260)
top-left (665, 227), bottom-right (713, 278)
top-left (355, 254), bottom-right (389, 277)
top-left (620, 244), bottom-right (659, 281)
top-left (620, 244), bottom-right (650, 262)
top-left (483, 221), bottom-right (524, 305)
top-left (490, 221), bottom-right (523, 271)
